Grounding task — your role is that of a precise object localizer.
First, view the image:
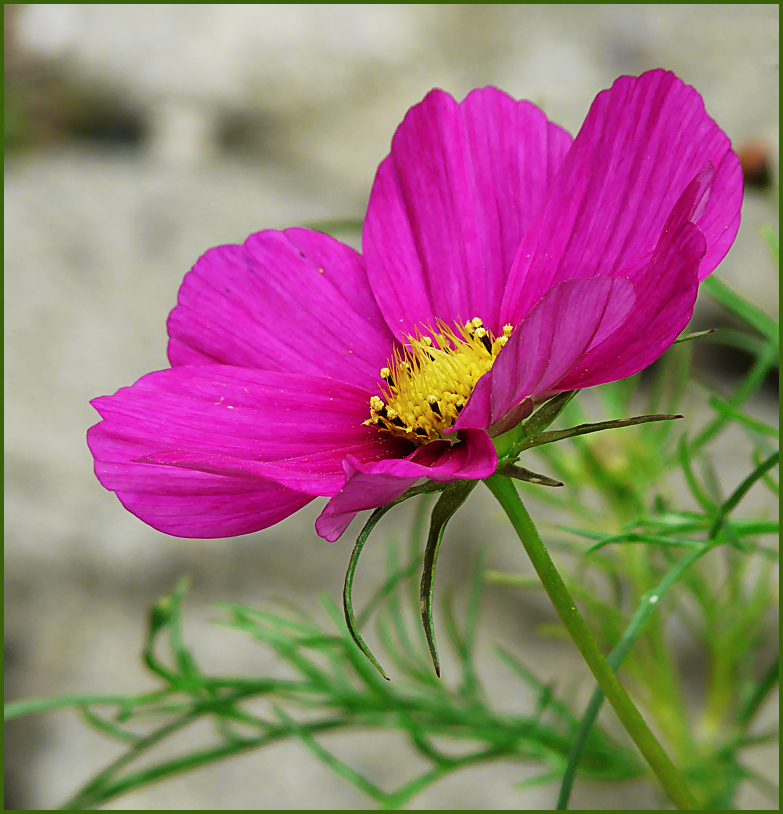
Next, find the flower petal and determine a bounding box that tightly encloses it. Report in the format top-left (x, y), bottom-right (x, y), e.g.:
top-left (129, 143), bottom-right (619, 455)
top-left (167, 228), bottom-right (394, 390)
top-left (88, 367), bottom-right (410, 510)
top-left (456, 276), bottom-right (636, 431)
top-left (364, 87), bottom-right (572, 337)
top-left (555, 181), bottom-right (706, 390)
top-left (500, 69), bottom-right (742, 326)
top-left (112, 477), bottom-right (312, 539)
top-left (315, 429), bottom-right (497, 542)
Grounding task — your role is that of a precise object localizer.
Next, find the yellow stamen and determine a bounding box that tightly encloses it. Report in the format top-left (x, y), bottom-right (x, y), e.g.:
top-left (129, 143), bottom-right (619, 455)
top-left (365, 318), bottom-right (509, 444)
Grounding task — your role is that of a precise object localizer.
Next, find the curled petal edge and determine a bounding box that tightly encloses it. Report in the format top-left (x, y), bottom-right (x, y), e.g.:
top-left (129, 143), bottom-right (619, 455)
top-left (315, 429), bottom-right (497, 542)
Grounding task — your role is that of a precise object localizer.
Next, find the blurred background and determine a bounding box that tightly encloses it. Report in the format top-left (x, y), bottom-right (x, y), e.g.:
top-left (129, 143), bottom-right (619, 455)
top-left (4, 4), bottom-right (778, 809)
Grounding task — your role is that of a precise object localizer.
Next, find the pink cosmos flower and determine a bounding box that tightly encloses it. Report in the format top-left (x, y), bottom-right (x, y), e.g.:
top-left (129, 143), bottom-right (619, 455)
top-left (88, 70), bottom-right (742, 543)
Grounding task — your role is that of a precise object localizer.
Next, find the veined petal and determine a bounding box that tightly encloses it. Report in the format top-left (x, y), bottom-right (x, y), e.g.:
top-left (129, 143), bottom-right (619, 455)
top-left (555, 183), bottom-right (706, 390)
top-left (113, 477), bottom-right (312, 539)
top-left (456, 276), bottom-right (636, 431)
top-left (315, 429), bottom-right (496, 542)
top-left (88, 366), bottom-right (410, 505)
top-left (283, 228), bottom-right (390, 336)
top-left (364, 87), bottom-right (572, 337)
top-left (167, 228), bottom-right (394, 390)
top-left (501, 69), bottom-right (742, 326)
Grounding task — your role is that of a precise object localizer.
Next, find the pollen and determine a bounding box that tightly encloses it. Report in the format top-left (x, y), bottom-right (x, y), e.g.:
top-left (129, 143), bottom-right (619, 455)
top-left (365, 318), bottom-right (513, 444)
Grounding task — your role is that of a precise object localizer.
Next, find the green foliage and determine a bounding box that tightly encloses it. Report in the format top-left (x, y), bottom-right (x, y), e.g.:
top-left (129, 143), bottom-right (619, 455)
top-left (5, 539), bottom-right (641, 810)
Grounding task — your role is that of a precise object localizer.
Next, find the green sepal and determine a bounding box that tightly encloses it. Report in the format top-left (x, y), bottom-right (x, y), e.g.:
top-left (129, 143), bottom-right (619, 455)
top-left (493, 391), bottom-right (578, 457)
top-left (514, 413), bottom-right (683, 455)
top-left (494, 462), bottom-right (564, 487)
top-left (518, 391), bottom-right (578, 439)
top-left (419, 480), bottom-right (478, 677)
top-left (673, 328), bottom-right (717, 344)
top-left (343, 481), bottom-right (446, 680)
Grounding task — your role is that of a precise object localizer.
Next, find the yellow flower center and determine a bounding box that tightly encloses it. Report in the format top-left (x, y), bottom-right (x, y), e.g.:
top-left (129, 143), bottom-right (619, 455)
top-left (366, 318), bottom-right (512, 444)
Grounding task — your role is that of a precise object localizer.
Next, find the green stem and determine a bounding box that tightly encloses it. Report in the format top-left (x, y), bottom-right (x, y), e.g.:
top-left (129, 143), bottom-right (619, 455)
top-left (485, 475), bottom-right (701, 811)
top-left (557, 537), bottom-right (722, 809)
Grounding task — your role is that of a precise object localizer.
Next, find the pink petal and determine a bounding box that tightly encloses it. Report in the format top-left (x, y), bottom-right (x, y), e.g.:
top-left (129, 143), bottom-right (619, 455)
top-left (364, 87), bottom-right (572, 338)
top-left (315, 429), bottom-right (497, 542)
top-left (88, 367), bottom-right (412, 533)
top-left (555, 182), bottom-right (706, 390)
top-left (167, 228), bottom-right (395, 390)
top-left (112, 478), bottom-right (313, 539)
top-left (500, 69), bottom-right (743, 326)
top-left (456, 276), bottom-right (636, 431)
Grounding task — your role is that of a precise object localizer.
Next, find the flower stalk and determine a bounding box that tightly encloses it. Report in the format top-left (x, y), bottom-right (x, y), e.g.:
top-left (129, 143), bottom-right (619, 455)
top-left (484, 473), bottom-right (701, 811)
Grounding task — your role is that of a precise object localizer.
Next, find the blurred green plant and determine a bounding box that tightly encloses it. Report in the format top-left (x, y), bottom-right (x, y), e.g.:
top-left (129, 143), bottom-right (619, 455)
top-left (5, 229), bottom-right (778, 809)
top-left (4, 551), bottom-right (644, 810)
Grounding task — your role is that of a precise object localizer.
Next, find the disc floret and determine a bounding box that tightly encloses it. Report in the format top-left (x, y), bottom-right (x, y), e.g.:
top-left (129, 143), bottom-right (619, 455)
top-left (367, 319), bottom-right (512, 443)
